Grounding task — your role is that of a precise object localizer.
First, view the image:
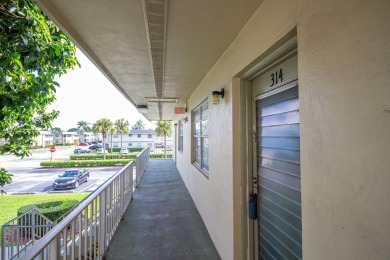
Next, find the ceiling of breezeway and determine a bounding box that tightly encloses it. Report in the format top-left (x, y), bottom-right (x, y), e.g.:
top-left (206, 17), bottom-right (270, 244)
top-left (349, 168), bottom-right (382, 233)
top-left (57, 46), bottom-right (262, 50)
top-left (36, 0), bottom-right (263, 120)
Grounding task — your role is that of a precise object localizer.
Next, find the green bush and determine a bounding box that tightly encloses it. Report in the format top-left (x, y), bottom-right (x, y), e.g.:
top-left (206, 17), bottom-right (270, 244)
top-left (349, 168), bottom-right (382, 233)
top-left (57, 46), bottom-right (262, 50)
top-left (17, 200), bottom-right (79, 237)
top-left (40, 159), bottom-right (133, 167)
top-left (129, 148), bottom-right (143, 152)
top-left (17, 200), bottom-right (79, 222)
top-left (70, 154), bottom-right (137, 160)
top-left (150, 153), bottom-right (173, 159)
top-left (107, 148), bottom-right (120, 153)
top-left (106, 147), bottom-right (143, 153)
top-left (18, 200), bottom-right (79, 237)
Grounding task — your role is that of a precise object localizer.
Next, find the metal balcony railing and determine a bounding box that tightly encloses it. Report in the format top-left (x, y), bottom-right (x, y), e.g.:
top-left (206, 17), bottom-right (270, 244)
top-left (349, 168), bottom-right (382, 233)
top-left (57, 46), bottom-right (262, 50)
top-left (1, 209), bottom-right (54, 260)
top-left (17, 161), bottom-right (134, 260)
top-left (2, 147), bottom-right (150, 260)
top-left (135, 146), bottom-right (150, 186)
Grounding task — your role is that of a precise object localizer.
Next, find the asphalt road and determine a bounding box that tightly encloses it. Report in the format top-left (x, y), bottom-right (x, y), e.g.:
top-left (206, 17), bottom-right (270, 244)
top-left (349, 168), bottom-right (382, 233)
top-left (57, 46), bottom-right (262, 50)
top-left (1, 146), bottom-right (124, 194)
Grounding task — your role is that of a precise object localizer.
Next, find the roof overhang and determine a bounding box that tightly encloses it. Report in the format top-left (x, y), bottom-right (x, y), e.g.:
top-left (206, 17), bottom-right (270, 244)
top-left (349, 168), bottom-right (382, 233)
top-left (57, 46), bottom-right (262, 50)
top-left (35, 0), bottom-right (263, 120)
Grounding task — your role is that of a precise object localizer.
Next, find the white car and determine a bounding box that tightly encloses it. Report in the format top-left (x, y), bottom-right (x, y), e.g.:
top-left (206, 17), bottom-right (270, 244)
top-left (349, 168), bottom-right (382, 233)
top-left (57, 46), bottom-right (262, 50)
top-left (120, 148), bottom-right (128, 154)
top-left (96, 148), bottom-right (109, 154)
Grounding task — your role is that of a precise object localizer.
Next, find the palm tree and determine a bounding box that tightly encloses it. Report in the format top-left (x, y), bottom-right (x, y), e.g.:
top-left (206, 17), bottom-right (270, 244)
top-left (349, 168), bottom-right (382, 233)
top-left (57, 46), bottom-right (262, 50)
top-left (155, 121), bottom-right (173, 158)
top-left (109, 127), bottom-right (116, 153)
top-left (115, 119), bottom-right (130, 151)
top-left (94, 118), bottom-right (112, 159)
top-left (76, 120), bottom-right (91, 132)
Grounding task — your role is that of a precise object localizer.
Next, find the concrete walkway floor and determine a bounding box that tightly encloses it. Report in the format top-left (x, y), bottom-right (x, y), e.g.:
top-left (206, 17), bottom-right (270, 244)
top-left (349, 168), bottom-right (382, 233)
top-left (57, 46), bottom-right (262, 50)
top-left (104, 160), bottom-right (221, 260)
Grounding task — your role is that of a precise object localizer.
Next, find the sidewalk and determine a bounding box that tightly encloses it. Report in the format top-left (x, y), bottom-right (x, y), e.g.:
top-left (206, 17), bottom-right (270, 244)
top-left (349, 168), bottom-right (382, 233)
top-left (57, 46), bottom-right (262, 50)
top-left (104, 160), bottom-right (220, 259)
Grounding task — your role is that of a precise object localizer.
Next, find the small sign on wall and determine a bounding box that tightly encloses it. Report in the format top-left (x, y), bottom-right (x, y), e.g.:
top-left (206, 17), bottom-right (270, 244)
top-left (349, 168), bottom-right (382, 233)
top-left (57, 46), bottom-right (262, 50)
top-left (175, 107), bottom-right (186, 114)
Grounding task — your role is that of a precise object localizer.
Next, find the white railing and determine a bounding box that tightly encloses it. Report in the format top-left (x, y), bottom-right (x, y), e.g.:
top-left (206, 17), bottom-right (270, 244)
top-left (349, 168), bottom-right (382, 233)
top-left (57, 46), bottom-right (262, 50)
top-left (135, 146), bottom-right (150, 187)
top-left (18, 161), bottom-right (134, 260)
top-left (1, 209), bottom-right (54, 260)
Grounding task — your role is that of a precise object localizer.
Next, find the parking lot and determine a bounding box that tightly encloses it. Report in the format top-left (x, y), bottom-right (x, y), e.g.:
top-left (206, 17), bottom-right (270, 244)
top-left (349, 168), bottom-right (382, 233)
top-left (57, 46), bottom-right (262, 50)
top-left (1, 146), bottom-right (125, 194)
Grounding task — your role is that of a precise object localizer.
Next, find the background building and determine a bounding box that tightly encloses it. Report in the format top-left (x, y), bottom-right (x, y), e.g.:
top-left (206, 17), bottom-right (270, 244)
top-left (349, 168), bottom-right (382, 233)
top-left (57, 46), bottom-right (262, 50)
top-left (33, 130), bottom-right (54, 147)
top-left (107, 129), bottom-right (172, 151)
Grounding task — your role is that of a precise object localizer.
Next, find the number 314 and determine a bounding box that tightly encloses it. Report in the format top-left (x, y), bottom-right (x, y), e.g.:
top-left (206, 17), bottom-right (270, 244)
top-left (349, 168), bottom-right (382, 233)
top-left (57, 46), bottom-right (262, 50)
top-left (270, 69), bottom-right (283, 87)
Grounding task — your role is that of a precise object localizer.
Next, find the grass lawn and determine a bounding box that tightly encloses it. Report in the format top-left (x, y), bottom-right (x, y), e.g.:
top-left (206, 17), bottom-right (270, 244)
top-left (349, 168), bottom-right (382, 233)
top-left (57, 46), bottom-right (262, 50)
top-left (0, 193), bottom-right (88, 230)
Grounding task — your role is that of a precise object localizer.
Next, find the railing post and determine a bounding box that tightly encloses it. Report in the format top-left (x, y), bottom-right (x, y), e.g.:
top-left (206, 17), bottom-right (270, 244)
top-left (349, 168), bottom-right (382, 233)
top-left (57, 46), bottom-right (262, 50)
top-left (32, 210), bottom-right (36, 244)
top-left (120, 171), bottom-right (125, 215)
top-left (48, 234), bottom-right (60, 260)
top-left (98, 192), bottom-right (106, 258)
top-left (1, 225), bottom-right (5, 260)
top-left (129, 165), bottom-right (133, 199)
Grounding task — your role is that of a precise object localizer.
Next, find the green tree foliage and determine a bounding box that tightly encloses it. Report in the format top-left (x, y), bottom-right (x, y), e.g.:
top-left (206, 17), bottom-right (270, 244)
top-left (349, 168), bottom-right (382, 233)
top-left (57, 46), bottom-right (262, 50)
top-left (52, 127), bottom-right (62, 132)
top-left (133, 119), bottom-right (145, 130)
top-left (94, 118), bottom-right (112, 159)
top-left (115, 119), bottom-right (129, 150)
top-left (67, 128), bottom-right (78, 132)
top-left (0, 0), bottom-right (79, 193)
top-left (155, 121), bottom-right (172, 159)
top-left (76, 120), bottom-right (91, 132)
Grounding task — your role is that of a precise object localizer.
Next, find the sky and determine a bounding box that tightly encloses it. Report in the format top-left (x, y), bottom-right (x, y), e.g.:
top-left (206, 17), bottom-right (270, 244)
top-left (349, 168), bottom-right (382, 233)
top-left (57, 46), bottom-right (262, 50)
top-left (48, 50), bottom-right (155, 131)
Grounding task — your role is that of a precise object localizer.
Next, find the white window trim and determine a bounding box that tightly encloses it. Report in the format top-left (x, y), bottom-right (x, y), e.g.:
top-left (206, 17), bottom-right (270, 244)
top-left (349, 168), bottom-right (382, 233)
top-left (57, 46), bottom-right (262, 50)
top-left (192, 99), bottom-right (209, 176)
top-left (178, 120), bottom-right (184, 152)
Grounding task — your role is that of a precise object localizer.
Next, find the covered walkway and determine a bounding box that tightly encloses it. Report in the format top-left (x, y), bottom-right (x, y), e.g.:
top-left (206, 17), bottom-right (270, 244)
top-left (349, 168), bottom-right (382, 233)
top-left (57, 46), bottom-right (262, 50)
top-left (104, 160), bottom-right (220, 259)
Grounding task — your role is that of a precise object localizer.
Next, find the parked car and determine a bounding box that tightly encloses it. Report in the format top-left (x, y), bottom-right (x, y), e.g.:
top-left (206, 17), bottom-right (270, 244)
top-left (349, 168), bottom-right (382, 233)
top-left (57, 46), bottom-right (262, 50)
top-left (120, 148), bottom-right (128, 154)
top-left (96, 148), bottom-right (109, 154)
top-left (74, 148), bottom-right (90, 154)
top-left (78, 143), bottom-right (89, 146)
top-left (52, 169), bottom-right (89, 190)
top-left (89, 144), bottom-right (98, 150)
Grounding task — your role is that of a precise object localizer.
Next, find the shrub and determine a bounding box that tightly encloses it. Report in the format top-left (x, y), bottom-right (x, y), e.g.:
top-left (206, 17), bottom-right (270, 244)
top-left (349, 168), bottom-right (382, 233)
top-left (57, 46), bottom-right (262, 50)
top-left (107, 148), bottom-right (123, 153)
top-left (40, 159), bottom-right (133, 167)
top-left (70, 154), bottom-right (137, 160)
top-left (17, 200), bottom-right (79, 222)
top-left (129, 148), bottom-right (143, 152)
top-left (17, 200), bottom-right (79, 237)
top-left (150, 153), bottom-right (173, 159)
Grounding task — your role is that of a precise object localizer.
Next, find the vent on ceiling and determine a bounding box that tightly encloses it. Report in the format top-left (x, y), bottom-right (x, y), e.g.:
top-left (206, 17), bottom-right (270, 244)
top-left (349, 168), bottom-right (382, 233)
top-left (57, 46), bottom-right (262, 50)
top-left (144, 0), bottom-right (167, 99)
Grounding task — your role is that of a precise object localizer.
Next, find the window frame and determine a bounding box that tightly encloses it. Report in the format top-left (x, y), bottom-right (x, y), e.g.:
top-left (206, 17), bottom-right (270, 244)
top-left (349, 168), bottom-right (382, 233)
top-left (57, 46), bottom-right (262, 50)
top-left (192, 99), bottom-right (209, 176)
top-left (178, 119), bottom-right (184, 152)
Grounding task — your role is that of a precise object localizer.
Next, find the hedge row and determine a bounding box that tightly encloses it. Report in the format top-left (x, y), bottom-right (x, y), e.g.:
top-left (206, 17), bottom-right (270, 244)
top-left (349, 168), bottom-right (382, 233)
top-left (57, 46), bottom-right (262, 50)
top-left (40, 159), bottom-right (133, 167)
top-left (70, 153), bottom-right (172, 160)
top-left (107, 147), bottom-right (143, 153)
top-left (18, 200), bottom-right (79, 223)
top-left (70, 154), bottom-right (137, 160)
top-left (150, 154), bottom-right (173, 159)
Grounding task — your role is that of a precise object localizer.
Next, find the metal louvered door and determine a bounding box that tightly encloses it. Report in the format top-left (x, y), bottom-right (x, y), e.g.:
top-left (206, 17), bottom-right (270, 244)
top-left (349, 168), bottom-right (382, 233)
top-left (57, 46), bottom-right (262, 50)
top-left (256, 86), bottom-right (301, 259)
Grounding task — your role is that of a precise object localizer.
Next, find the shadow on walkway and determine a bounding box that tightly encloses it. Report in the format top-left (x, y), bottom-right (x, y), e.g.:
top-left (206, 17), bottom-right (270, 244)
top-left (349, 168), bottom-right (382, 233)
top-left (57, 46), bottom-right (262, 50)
top-left (104, 159), bottom-right (220, 260)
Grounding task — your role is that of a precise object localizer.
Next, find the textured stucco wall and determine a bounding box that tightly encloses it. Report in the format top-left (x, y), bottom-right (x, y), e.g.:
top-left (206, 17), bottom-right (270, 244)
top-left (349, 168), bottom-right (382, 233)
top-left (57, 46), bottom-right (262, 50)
top-left (175, 0), bottom-right (390, 259)
top-left (298, 0), bottom-right (390, 259)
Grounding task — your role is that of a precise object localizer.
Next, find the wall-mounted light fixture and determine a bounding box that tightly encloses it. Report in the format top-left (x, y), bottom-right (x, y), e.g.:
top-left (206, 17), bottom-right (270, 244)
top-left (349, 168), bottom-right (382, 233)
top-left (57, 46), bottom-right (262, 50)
top-left (136, 105), bottom-right (148, 114)
top-left (212, 88), bottom-right (224, 104)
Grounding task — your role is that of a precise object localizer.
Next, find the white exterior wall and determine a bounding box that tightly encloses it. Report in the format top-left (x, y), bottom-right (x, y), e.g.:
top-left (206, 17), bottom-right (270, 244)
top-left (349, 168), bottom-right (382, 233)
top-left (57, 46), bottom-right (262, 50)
top-left (61, 132), bottom-right (79, 145)
top-left (79, 132), bottom-right (97, 143)
top-left (108, 131), bottom-right (156, 149)
top-left (174, 0), bottom-right (390, 259)
top-left (155, 135), bottom-right (173, 147)
top-left (34, 130), bottom-right (54, 147)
